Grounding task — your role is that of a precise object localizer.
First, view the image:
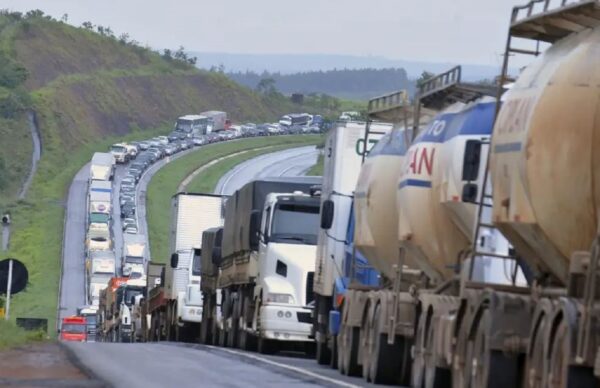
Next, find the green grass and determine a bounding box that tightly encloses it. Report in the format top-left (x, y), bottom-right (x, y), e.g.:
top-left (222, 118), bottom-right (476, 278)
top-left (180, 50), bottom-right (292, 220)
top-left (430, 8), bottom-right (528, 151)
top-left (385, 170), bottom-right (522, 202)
top-left (307, 153), bottom-right (324, 176)
top-left (147, 135), bottom-right (322, 263)
top-left (1, 125), bottom-right (170, 339)
top-left (0, 320), bottom-right (46, 349)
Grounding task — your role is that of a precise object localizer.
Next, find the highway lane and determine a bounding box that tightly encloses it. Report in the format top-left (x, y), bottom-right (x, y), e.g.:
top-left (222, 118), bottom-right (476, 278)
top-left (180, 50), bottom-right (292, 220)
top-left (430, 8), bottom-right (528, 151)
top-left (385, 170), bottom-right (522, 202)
top-left (58, 163), bottom-right (90, 321)
top-left (215, 145), bottom-right (318, 195)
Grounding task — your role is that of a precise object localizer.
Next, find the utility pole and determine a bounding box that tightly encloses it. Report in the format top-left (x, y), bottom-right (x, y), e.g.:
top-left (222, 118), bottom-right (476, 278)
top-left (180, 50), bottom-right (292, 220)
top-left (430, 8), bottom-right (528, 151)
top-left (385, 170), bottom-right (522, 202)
top-left (5, 259), bottom-right (12, 320)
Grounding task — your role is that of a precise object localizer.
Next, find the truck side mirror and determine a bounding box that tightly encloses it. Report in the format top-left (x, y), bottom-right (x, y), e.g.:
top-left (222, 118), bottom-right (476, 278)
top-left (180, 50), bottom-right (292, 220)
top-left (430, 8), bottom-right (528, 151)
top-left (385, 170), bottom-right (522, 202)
top-left (170, 253), bottom-right (179, 269)
top-left (462, 183), bottom-right (478, 203)
top-left (320, 199), bottom-right (334, 230)
top-left (462, 140), bottom-right (482, 182)
top-left (249, 210), bottom-right (261, 250)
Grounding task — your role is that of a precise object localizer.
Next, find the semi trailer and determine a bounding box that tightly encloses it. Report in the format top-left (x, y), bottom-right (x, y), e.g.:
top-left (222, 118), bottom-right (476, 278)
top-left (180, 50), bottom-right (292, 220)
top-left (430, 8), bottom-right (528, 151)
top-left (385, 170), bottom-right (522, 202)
top-left (147, 193), bottom-right (226, 342)
top-left (87, 250), bottom-right (116, 306)
top-left (200, 111), bottom-right (227, 133)
top-left (312, 120), bottom-right (393, 364)
top-left (98, 276), bottom-right (144, 342)
top-left (90, 152), bottom-right (115, 182)
top-left (122, 234), bottom-right (147, 276)
top-left (200, 177), bottom-right (322, 353)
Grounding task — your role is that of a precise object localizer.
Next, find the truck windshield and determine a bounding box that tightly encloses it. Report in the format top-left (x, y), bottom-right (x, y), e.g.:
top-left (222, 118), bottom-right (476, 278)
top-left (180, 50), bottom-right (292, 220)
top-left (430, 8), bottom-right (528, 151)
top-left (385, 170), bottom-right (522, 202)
top-left (125, 289), bottom-right (142, 306)
top-left (176, 120), bottom-right (193, 132)
top-left (111, 146), bottom-right (126, 153)
top-left (62, 324), bottom-right (86, 333)
top-left (270, 203), bottom-right (319, 245)
top-left (192, 250), bottom-right (201, 276)
top-left (125, 256), bottom-right (144, 264)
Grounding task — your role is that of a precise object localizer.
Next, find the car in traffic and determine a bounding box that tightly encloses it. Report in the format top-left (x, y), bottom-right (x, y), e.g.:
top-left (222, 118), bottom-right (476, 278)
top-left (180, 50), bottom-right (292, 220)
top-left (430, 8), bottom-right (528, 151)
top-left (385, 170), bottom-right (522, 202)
top-left (121, 203), bottom-right (136, 218)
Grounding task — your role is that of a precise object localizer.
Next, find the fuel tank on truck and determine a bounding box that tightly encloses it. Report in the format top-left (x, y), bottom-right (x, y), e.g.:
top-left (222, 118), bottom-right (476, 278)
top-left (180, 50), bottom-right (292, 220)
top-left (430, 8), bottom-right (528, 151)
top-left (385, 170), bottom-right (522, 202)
top-left (397, 98), bottom-right (496, 283)
top-left (491, 27), bottom-right (600, 285)
top-left (354, 128), bottom-right (414, 281)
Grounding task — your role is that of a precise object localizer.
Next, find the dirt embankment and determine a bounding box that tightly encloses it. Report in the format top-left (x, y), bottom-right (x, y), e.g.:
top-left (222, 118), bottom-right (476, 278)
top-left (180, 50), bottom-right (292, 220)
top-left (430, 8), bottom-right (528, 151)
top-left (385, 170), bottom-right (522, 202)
top-left (0, 343), bottom-right (105, 387)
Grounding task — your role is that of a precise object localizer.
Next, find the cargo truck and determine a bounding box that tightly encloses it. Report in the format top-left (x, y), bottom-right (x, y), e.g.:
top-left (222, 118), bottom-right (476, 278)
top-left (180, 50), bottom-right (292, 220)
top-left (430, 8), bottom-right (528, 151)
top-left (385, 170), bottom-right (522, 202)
top-left (59, 316), bottom-right (87, 342)
top-left (110, 143), bottom-right (129, 164)
top-left (86, 224), bottom-right (112, 252)
top-left (154, 193), bottom-right (226, 342)
top-left (175, 115), bottom-right (208, 135)
top-left (87, 250), bottom-right (116, 306)
top-left (140, 262), bottom-right (165, 342)
top-left (90, 152), bottom-right (114, 182)
top-left (98, 276), bottom-right (144, 342)
top-left (200, 177), bottom-right (322, 353)
top-left (201, 111), bottom-right (227, 133)
top-left (122, 234), bottom-right (147, 276)
top-left (199, 227), bottom-right (223, 345)
top-left (311, 120), bottom-right (393, 365)
top-left (88, 180), bottom-right (112, 216)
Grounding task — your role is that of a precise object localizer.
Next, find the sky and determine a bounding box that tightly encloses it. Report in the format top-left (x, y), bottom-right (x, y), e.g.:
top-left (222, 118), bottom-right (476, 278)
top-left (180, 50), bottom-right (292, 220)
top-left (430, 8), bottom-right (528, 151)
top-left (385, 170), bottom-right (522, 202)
top-left (1, 0), bottom-right (530, 66)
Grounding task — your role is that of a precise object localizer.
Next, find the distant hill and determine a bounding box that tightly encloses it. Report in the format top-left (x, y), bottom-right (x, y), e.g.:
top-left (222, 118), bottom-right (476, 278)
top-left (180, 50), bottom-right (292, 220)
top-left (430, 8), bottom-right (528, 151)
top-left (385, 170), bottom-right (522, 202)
top-left (192, 52), bottom-right (509, 82)
top-left (227, 68), bottom-right (414, 101)
top-left (0, 12), bottom-right (300, 200)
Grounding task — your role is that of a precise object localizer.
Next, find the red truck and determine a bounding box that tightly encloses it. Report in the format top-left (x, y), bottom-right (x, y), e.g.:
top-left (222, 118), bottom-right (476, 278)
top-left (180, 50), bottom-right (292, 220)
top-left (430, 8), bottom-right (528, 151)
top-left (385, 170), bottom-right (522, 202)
top-left (59, 316), bottom-right (87, 342)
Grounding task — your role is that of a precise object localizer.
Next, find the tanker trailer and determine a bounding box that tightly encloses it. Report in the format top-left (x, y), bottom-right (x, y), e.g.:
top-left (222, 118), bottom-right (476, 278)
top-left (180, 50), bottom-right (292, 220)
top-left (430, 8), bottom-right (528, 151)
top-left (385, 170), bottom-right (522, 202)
top-left (334, 127), bottom-right (415, 384)
top-left (480, 3), bottom-right (600, 387)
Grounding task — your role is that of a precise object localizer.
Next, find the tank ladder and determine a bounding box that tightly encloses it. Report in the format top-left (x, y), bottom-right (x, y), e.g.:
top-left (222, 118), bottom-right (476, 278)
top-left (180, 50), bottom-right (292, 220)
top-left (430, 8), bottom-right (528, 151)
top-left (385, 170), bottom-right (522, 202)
top-left (467, 0), bottom-right (600, 289)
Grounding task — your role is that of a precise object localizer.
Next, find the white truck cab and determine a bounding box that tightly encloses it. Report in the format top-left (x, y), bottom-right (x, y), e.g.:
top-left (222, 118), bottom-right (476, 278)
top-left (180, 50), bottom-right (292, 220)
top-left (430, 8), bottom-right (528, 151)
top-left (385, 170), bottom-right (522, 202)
top-left (252, 192), bottom-right (320, 344)
top-left (110, 143), bottom-right (129, 164)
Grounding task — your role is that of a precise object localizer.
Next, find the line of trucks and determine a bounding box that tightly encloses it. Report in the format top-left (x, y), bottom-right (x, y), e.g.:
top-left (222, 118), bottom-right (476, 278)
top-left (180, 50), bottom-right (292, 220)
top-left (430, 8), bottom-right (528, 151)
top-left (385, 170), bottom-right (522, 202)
top-left (89, 3), bottom-right (600, 387)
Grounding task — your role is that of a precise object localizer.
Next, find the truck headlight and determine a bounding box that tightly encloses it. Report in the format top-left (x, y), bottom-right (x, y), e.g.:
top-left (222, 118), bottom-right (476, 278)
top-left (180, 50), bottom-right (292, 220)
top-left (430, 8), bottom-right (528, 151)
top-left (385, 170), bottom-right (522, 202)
top-left (266, 293), bottom-right (295, 305)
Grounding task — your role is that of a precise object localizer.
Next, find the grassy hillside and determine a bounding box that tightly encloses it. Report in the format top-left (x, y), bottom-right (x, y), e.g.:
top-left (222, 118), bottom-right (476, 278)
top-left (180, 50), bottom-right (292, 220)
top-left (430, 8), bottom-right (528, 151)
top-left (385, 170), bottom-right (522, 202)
top-left (0, 10), bottom-right (304, 333)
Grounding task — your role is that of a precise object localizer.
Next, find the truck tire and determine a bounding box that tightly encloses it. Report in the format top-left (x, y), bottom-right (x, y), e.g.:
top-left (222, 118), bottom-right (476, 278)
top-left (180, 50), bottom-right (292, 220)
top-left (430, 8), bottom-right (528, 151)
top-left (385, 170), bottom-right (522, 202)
top-left (315, 296), bottom-right (332, 365)
top-left (339, 322), bottom-right (361, 376)
top-left (227, 296), bottom-right (240, 348)
top-left (258, 336), bottom-right (278, 355)
top-left (330, 334), bottom-right (338, 369)
top-left (469, 308), bottom-right (520, 388)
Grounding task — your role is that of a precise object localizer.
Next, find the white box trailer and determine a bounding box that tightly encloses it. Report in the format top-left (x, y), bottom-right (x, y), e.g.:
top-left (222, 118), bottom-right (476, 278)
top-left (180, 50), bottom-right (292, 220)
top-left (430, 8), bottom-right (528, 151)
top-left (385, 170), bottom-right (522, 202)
top-left (163, 193), bottom-right (226, 340)
top-left (200, 111), bottom-right (227, 133)
top-left (312, 121), bottom-right (392, 362)
top-left (90, 152), bottom-right (115, 182)
top-left (87, 250), bottom-right (116, 305)
top-left (122, 234), bottom-right (147, 276)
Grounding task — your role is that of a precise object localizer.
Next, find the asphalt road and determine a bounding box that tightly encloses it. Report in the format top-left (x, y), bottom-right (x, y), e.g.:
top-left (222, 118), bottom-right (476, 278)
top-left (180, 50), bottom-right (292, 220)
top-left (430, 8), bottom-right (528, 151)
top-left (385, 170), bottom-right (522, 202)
top-left (59, 162), bottom-right (90, 320)
top-left (61, 141), bottom-right (388, 387)
top-left (215, 145), bottom-right (318, 195)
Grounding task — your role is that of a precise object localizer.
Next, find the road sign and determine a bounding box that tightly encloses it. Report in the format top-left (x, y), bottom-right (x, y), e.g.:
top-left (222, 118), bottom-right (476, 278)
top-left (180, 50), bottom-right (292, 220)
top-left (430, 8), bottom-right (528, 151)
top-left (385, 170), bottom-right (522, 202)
top-left (0, 258), bottom-right (28, 295)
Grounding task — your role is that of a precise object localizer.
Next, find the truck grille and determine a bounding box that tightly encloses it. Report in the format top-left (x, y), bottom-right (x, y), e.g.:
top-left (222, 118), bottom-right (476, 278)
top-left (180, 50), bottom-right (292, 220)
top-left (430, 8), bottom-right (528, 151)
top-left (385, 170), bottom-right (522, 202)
top-left (297, 312), bottom-right (311, 324)
top-left (306, 271), bottom-right (315, 305)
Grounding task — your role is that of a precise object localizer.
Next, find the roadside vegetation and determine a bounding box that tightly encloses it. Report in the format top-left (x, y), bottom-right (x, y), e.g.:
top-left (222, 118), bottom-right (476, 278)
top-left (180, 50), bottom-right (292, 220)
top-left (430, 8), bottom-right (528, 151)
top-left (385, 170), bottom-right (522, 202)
top-left (307, 154), bottom-right (324, 176)
top-left (147, 135), bottom-right (322, 263)
top-left (0, 320), bottom-right (45, 349)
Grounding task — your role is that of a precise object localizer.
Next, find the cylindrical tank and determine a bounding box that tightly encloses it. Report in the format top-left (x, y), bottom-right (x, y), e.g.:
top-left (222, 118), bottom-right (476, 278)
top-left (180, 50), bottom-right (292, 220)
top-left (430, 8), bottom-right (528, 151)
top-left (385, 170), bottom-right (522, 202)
top-left (491, 27), bottom-right (600, 285)
top-left (354, 128), bottom-right (410, 280)
top-left (397, 98), bottom-right (496, 283)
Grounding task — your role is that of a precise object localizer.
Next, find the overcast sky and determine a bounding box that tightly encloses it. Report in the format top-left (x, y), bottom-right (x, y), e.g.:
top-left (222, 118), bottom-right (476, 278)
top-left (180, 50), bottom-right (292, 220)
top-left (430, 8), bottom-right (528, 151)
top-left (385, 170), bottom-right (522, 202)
top-left (2, 0), bottom-right (528, 66)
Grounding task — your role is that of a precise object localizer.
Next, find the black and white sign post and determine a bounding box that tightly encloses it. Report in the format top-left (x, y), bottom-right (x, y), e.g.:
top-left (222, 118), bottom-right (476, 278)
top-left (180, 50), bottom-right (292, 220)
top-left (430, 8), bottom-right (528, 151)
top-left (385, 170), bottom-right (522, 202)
top-left (5, 259), bottom-right (12, 320)
top-left (0, 258), bottom-right (28, 320)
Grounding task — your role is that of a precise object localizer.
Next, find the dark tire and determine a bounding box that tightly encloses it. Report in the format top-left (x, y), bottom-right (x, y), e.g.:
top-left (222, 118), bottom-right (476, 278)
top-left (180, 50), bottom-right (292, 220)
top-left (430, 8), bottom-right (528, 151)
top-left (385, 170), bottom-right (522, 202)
top-left (330, 334), bottom-right (338, 369)
top-left (368, 304), bottom-right (407, 385)
top-left (200, 319), bottom-right (211, 344)
top-left (339, 323), bottom-right (361, 377)
top-left (525, 314), bottom-right (547, 388)
top-left (424, 317), bottom-right (449, 388)
top-left (470, 309), bottom-right (521, 388)
top-left (258, 337), bottom-right (278, 354)
top-left (412, 312), bottom-right (427, 388)
top-left (546, 318), bottom-right (596, 388)
top-left (315, 296), bottom-right (332, 365)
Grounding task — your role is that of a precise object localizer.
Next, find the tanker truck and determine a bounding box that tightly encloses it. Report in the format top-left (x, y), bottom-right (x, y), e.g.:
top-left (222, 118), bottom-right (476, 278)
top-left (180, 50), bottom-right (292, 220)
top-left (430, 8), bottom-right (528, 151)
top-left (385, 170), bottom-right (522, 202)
top-left (325, 67), bottom-right (512, 385)
top-left (311, 119), bottom-right (393, 365)
top-left (199, 177), bottom-right (322, 353)
top-left (445, 3), bottom-right (600, 387)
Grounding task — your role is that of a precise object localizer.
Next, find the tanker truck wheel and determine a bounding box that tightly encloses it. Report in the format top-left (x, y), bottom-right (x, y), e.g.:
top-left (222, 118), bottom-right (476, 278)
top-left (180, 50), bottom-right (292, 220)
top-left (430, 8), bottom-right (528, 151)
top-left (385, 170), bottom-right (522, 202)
top-left (525, 313), bottom-right (549, 388)
top-left (469, 308), bottom-right (519, 388)
top-left (227, 295), bottom-right (240, 348)
top-left (367, 304), bottom-right (409, 385)
top-left (314, 296), bottom-right (332, 365)
top-left (338, 322), bottom-right (361, 376)
top-left (546, 317), bottom-right (595, 388)
top-left (424, 315), bottom-right (449, 388)
top-left (412, 311), bottom-right (427, 388)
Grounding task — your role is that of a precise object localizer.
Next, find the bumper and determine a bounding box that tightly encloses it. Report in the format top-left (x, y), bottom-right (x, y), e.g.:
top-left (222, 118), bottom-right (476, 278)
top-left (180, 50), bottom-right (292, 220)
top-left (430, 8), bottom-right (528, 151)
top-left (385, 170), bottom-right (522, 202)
top-left (180, 305), bottom-right (203, 323)
top-left (260, 305), bottom-right (313, 342)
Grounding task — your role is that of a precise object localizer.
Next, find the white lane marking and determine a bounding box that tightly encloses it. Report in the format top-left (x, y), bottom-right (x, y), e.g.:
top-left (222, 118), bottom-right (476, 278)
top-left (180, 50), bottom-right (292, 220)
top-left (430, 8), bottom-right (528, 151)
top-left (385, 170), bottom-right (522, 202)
top-left (209, 346), bottom-right (361, 388)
